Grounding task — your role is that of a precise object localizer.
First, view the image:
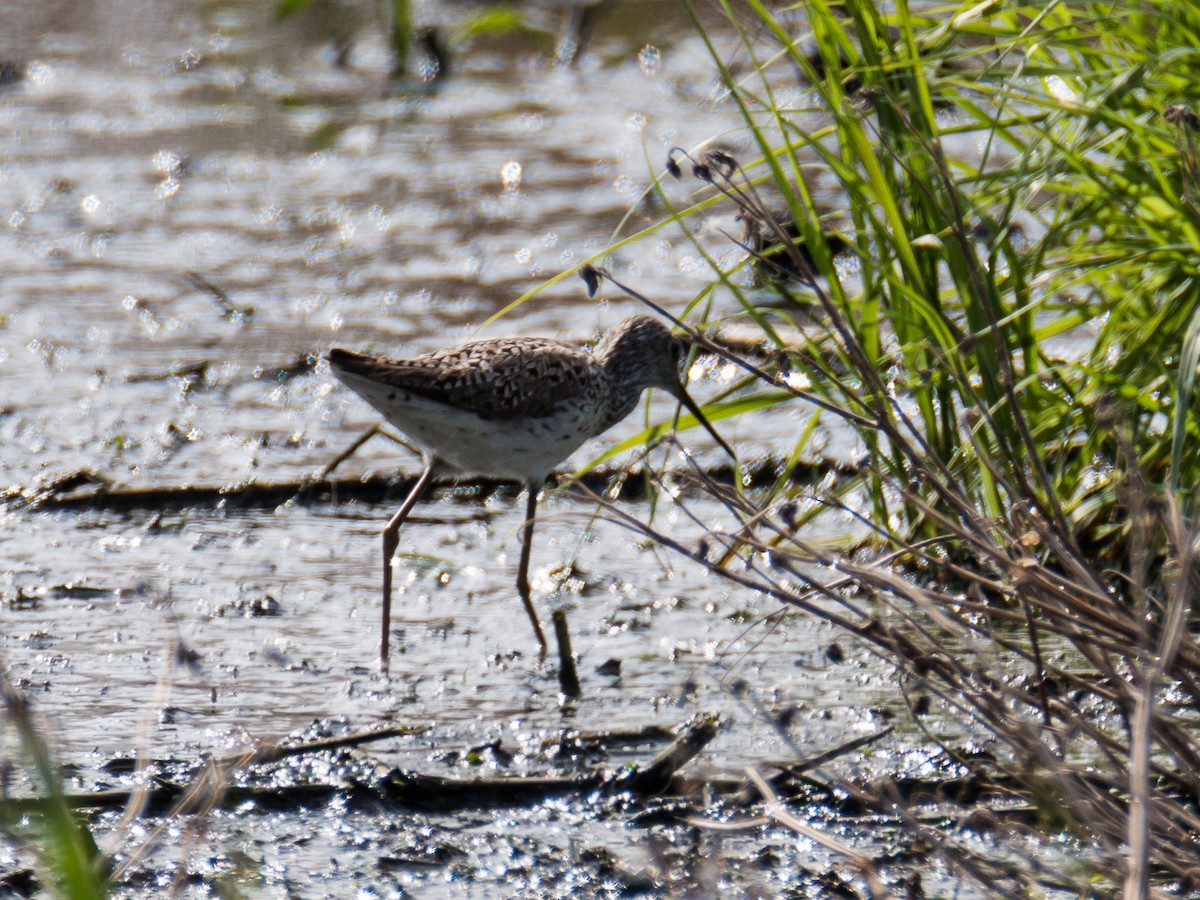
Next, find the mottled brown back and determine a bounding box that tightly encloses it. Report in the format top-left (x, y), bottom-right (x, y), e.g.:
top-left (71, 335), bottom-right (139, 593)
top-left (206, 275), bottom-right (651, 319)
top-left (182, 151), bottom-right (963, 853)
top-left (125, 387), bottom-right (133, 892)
top-left (328, 338), bottom-right (604, 421)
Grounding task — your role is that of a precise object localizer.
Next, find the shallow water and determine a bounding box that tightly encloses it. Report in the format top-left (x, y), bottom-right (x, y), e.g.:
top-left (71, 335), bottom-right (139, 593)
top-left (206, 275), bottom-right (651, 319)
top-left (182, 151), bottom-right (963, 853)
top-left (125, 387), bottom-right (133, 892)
top-left (0, 1), bottom-right (1085, 896)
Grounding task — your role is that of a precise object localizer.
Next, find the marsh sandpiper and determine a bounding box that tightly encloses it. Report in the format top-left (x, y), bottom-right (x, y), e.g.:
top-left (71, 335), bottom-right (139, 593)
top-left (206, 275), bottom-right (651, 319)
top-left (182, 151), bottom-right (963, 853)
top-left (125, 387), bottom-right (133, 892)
top-left (328, 314), bottom-right (734, 664)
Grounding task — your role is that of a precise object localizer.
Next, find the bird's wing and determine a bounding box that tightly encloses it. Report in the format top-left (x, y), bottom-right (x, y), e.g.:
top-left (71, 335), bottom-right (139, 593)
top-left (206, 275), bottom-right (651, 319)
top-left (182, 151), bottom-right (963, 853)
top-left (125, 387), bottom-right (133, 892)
top-left (353, 339), bottom-right (601, 420)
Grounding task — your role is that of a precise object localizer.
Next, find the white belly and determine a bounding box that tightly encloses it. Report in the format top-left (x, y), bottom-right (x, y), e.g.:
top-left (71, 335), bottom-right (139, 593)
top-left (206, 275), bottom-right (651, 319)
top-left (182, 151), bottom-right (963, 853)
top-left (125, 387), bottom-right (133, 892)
top-left (337, 370), bottom-right (597, 483)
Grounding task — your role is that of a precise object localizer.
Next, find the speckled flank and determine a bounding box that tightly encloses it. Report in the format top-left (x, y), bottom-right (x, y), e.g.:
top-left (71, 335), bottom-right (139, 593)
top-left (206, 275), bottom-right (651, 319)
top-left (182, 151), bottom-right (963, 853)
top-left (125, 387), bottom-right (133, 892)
top-left (326, 315), bottom-right (688, 481)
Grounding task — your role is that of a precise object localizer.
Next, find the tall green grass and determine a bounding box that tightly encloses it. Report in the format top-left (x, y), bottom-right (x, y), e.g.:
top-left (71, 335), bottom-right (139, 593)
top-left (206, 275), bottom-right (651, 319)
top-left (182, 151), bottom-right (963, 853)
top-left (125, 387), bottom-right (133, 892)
top-left (600, 0), bottom-right (1200, 892)
top-left (1, 675), bottom-right (108, 899)
top-left (652, 0), bottom-right (1200, 559)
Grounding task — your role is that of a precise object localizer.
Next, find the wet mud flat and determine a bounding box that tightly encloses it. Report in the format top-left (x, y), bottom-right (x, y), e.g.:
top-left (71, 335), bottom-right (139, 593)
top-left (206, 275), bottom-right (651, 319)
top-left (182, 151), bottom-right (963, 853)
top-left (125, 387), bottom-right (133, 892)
top-left (1, 469), bottom-right (1088, 898)
top-left (0, 707), bottom-right (1021, 898)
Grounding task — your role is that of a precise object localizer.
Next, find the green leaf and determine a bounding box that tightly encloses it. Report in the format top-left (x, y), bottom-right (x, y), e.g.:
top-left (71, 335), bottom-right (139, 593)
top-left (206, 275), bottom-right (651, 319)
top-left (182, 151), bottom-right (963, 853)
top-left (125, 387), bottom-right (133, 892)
top-left (275, 0), bottom-right (314, 22)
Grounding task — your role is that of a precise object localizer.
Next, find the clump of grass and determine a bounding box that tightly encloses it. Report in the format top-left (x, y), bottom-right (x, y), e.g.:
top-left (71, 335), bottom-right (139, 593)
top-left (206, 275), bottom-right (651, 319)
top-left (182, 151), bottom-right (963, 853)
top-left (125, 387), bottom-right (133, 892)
top-left (0, 671), bottom-right (109, 898)
top-left (599, 0), bottom-right (1200, 893)
top-left (0, 652), bottom-right (243, 897)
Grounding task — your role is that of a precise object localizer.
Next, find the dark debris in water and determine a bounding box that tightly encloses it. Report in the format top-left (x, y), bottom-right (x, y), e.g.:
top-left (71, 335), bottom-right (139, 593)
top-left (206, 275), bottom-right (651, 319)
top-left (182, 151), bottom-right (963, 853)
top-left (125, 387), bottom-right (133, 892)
top-left (0, 868), bottom-right (37, 898)
top-left (3, 583), bottom-right (121, 609)
top-left (593, 657), bottom-right (622, 677)
top-left (12, 455), bottom-right (857, 514)
top-left (183, 270), bottom-right (256, 324)
top-left (0, 710), bottom-right (1058, 898)
top-left (4, 717), bottom-right (716, 818)
top-left (124, 359), bottom-right (210, 387)
top-left (217, 594), bottom-right (283, 618)
top-left (0, 61), bottom-right (25, 88)
top-left (259, 353), bottom-right (319, 383)
top-left (9, 468), bottom-right (112, 507)
top-left (377, 843), bottom-right (468, 871)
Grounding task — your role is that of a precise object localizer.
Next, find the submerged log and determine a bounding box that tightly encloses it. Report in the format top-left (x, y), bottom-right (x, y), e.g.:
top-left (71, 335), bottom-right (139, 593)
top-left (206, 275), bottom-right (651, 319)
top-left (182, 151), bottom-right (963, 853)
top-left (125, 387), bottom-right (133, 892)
top-left (1, 716), bottom-right (720, 817)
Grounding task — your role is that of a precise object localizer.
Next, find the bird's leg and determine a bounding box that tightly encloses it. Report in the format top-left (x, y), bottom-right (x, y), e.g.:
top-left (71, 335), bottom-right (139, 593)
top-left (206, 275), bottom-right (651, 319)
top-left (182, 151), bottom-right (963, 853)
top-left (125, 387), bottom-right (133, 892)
top-left (381, 464), bottom-right (435, 666)
top-left (516, 482), bottom-right (549, 654)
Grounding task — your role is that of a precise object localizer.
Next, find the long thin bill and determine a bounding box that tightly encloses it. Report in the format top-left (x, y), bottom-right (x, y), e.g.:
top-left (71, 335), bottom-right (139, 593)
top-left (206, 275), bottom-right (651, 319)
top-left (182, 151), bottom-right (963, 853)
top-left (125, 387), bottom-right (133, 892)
top-left (671, 384), bottom-right (737, 460)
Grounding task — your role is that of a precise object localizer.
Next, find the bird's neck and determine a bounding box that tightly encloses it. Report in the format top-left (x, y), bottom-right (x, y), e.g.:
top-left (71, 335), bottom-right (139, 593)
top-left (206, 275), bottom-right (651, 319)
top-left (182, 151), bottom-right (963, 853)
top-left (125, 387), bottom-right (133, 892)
top-left (594, 333), bottom-right (651, 433)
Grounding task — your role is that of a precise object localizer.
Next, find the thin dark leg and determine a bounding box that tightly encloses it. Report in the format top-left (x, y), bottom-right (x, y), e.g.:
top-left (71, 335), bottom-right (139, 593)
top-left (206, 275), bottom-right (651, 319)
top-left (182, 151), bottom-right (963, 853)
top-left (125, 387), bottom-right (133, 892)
top-left (516, 482), bottom-right (549, 653)
top-left (381, 465), bottom-right (435, 666)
